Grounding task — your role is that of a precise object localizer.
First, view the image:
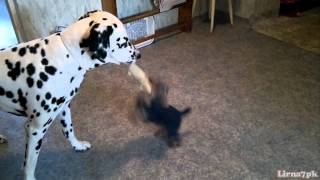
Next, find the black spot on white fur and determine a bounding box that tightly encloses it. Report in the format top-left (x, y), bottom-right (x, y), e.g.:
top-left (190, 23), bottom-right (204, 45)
top-left (6, 91), bottom-right (14, 98)
top-left (78, 10), bottom-right (99, 20)
top-left (70, 77), bottom-right (74, 83)
top-left (26, 63), bottom-right (35, 76)
top-left (44, 66), bottom-right (57, 75)
top-left (17, 89), bottom-right (27, 110)
top-left (41, 49), bottom-right (46, 57)
top-left (45, 92), bottom-right (51, 100)
top-left (5, 59), bottom-right (22, 81)
top-left (37, 80), bottom-right (43, 88)
top-left (19, 47), bottom-right (26, 56)
top-left (29, 43), bottom-right (40, 54)
top-left (43, 118), bottom-right (53, 127)
top-left (79, 23), bottom-right (114, 61)
top-left (41, 58), bottom-right (48, 65)
top-left (0, 87), bottom-right (5, 95)
top-left (116, 37), bottom-right (129, 49)
top-left (26, 77), bottom-right (34, 87)
top-left (39, 72), bottom-right (48, 81)
top-left (11, 47), bottom-right (17, 52)
top-left (35, 139), bottom-right (42, 150)
top-left (60, 120), bottom-right (67, 127)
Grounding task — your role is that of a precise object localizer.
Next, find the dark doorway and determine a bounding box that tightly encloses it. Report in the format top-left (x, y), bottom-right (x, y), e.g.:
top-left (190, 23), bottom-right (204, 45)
top-left (280, 0), bottom-right (320, 16)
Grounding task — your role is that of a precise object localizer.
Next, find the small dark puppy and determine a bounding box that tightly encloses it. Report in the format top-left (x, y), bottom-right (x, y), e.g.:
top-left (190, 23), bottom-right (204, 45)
top-left (136, 78), bottom-right (191, 147)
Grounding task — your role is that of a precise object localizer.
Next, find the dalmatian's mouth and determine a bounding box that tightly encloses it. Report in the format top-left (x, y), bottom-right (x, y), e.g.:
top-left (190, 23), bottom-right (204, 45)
top-left (97, 58), bottom-right (105, 63)
top-left (127, 60), bottom-right (134, 64)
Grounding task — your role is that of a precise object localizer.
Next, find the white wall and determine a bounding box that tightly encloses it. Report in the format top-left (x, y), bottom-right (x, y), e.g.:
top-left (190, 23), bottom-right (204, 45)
top-left (116, 0), bottom-right (178, 30)
top-left (13, 0), bottom-right (101, 41)
top-left (12, 0), bottom-right (179, 42)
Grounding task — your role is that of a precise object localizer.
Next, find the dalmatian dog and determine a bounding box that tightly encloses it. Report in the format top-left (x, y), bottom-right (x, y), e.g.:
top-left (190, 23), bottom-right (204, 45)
top-left (0, 10), bottom-right (147, 180)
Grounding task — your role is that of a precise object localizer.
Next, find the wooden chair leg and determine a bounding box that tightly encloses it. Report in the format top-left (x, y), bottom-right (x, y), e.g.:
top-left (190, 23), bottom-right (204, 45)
top-left (101, 0), bottom-right (118, 16)
top-left (179, 0), bottom-right (193, 32)
top-left (228, 0), bottom-right (233, 25)
top-left (192, 0), bottom-right (197, 17)
top-left (210, 0), bottom-right (215, 32)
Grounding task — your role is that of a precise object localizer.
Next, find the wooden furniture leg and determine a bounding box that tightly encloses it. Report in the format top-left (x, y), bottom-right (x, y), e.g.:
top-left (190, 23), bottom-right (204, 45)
top-left (210, 0), bottom-right (233, 32)
top-left (210, 0), bottom-right (216, 32)
top-left (101, 0), bottom-right (117, 16)
top-left (192, 0), bottom-right (197, 16)
top-left (228, 0), bottom-right (233, 25)
top-left (179, 0), bottom-right (193, 32)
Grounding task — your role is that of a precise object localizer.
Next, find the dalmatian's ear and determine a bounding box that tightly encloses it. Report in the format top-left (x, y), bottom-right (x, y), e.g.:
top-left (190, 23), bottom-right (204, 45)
top-left (79, 23), bottom-right (114, 62)
top-left (78, 10), bottom-right (101, 20)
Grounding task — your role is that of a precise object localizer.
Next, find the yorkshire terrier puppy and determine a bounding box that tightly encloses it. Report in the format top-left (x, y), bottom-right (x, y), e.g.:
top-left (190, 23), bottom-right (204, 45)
top-left (136, 78), bottom-right (191, 147)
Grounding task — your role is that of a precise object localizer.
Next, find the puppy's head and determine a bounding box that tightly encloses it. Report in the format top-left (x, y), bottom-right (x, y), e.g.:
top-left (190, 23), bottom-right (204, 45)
top-left (79, 11), bottom-right (141, 65)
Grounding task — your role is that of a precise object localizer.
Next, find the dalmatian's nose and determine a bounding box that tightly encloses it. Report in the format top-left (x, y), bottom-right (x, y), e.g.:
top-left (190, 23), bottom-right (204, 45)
top-left (136, 53), bottom-right (141, 59)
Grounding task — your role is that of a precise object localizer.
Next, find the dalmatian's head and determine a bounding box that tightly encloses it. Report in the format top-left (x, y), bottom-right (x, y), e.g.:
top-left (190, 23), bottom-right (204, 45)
top-left (79, 11), bottom-right (140, 65)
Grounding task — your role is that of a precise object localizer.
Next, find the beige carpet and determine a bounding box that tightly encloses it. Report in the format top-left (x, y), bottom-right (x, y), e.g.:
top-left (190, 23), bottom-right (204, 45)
top-left (252, 7), bottom-right (320, 55)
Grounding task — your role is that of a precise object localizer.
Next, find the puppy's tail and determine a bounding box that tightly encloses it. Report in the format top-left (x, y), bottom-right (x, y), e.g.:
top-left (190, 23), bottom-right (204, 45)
top-left (180, 107), bottom-right (191, 117)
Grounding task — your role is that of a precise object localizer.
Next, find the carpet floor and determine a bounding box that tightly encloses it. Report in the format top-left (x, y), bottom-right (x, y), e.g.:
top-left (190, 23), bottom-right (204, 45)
top-left (252, 7), bottom-right (320, 55)
top-left (0, 17), bottom-right (319, 180)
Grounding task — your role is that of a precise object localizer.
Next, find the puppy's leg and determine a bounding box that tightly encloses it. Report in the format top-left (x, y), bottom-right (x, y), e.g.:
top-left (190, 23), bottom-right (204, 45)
top-left (23, 115), bottom-right (54, 180)
top-left (167, 130), bottom-right (181, 148)
top-left (0, 134), bottom-right (8, 144)
top-left (57, 104), bottom-right (91, 152)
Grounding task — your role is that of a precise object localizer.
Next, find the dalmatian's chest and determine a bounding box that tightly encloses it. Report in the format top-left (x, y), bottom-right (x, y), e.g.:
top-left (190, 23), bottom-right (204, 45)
top-left (0, 34), bottom-right (85, 116)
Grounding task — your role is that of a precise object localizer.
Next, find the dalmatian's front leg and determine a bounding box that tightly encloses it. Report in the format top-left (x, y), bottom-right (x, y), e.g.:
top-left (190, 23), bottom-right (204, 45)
top-left (23, 115), bottom-right (54, 180)
top-left (58, 105), bottom-right (91, 152)
top-left (0, 134), bottom-right (8, 144)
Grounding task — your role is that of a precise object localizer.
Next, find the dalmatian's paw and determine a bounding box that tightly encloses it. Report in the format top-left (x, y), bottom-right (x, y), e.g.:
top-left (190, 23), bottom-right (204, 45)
top-left (72, 141), bottom-right (91, 152)
top-left (0, 135), bottom-right (8, 144)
